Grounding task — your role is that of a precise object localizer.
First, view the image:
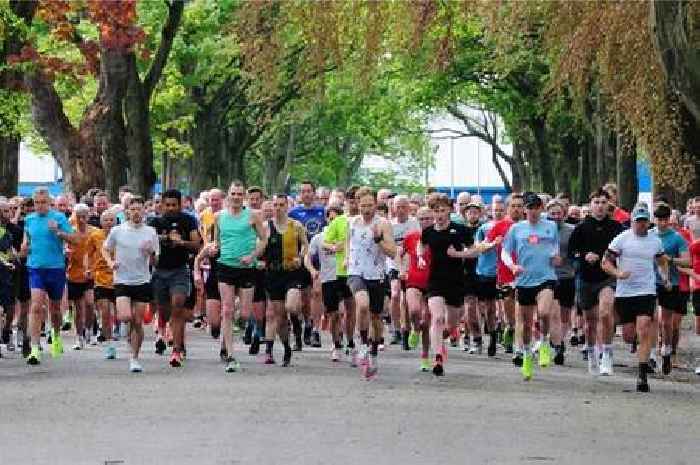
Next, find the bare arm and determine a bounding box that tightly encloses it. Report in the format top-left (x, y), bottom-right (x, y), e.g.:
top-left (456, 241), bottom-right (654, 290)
top-left (251, 211), bottom-right (268, 259)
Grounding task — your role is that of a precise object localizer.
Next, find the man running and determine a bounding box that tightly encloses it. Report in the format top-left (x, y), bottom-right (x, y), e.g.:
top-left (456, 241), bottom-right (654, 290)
top-left (211, 181), bottom-right (267, 372)
top-left (262, 193), bottom-right (309, 366)
top-left (103, 196), bottom-right (159, 372)
top-left (87, 210), bottom-right (117, 359)
top-left (23, 187), bottom-right (77, 365)
top-left (487, 193), bottom-right (525, 356)
top-left (568, 188), bottom-right (624, 375)
top-left (148, 189), bottom-right (201, 367)
top-left (602, 204), bottom-right (668, 392)
top-left (461, 200), bottom-right (484, 354)
top-left (502, 192), bottom-right (561, 381)
top-left (346, 187), bottom-right (396, 379)
top-left (650, 203), bottom-right (689, 375)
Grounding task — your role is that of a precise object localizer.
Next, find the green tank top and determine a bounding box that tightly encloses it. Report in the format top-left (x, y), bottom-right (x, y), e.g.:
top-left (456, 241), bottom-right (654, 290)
top-left (217, 208), bottom-right (257, 268)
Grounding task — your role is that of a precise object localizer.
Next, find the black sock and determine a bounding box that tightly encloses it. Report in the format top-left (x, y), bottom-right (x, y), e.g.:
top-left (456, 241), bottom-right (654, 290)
top-left (266, 340), bottom-right (273, 354)
top-left (370, 340), bottom-right (379, 356)
top-left (360, 330), bottom-right (369, 345)
top-left (347, 339), bottom-right (355, 349)
top-left (639, 362), bottom-right (649, 380)
top-left (489, 331), bottom-right (497, 342)
top-left (334, 341), bottom-right (343, 349)
top-left (474, 336), bottom-right (483, 345)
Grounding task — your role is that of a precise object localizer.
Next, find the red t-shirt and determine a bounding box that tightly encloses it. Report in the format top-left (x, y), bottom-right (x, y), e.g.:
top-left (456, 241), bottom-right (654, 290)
top-left (403, 230), bottom-right (431, 290)
top-left (487, 218), bottom-right (516, 285)
top-left (675, 227), bottom-right (692, 292)
top-left (689, 240), bottom-right (700, 291)
top-left (613, 207), bottom-right (630, 224)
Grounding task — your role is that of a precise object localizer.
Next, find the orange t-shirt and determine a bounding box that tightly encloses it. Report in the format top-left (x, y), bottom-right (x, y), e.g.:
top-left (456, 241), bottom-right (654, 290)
top-left (67, 226), bottom-right (96, 283)
top-left (86, 227), bottom-right (113, 288)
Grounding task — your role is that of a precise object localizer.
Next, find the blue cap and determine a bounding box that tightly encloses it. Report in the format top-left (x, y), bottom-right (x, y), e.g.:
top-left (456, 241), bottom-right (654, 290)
top-left (632, 205), bottom-right (650, 221)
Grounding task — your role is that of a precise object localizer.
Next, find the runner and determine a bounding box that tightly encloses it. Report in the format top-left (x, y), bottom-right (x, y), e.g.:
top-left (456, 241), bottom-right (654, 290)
top-left (0, 204), bottom-right (18, 358)
top-left (263, 193), bottom-right (309, 366)
top-left (487, 193), bottom-right (525, 357)
top-left (0, 199), bottom-right (23, 353)
top-left (346, 187), bottom-right (396, 378)
top-left (679, 228), bottom-right (700, 375)
top-left (23, 187), bottom-right (78, 365)
top-left (474, 198), bottom-right (505, 357)
top-left (196, 188), bottom-right (224, 338)
top-left (650, 203), bottom-right (689, 375)
top-left (401, 207), bottom-right (434, 370)
top-left (419, 194), bottom-right (477, 376)
top-left (211, 181), bottom-right (267, 372)
top-left (461, 200), bottom-right (484, 354)
top-left (602, 204), bottom-right (669, 392)
top-left (546, 200), bottom-right (574, 365)
top-left (245, 186), bottom-right (267, 354)
top-left (88, 191), bottom-right (111, 228)
top-left (502, 192), bottom-right (561, 380)
top-left (306, 205), bottom-right (345, 361)
top-left (86, 210), bottom-right (117, 358)
top-left (387, 195), bottom-right (419, 349)
top-left (288, 181), bottom-right (326, 348)
top-left (103, 196), bottom-right (159, 372)
top-left (148, 189), bottom-right (201, 367)
top-left (66, 204), bottom-right (97, 350)
top-left (568, 188), bottom-right (624, 375)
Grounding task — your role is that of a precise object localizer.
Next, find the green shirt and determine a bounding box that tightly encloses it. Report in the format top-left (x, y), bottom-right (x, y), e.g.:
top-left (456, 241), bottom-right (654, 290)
top-left (324, 214), bottom-right (349, 276)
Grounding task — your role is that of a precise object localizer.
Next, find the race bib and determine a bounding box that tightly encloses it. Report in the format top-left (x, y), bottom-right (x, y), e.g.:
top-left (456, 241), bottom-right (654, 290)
top-left (528, 234), bottom-right (539, 245)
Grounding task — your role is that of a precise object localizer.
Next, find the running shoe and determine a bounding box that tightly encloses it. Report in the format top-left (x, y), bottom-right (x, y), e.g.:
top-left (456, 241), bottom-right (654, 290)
top-left (61, 311), bottom-right (73, 331)
top-left (51, 330), bottom-right (63, 358)
top-left (695, 366), bottom-right (700, 376)
top-left (129, 359), bottom-right (143, 373)
top-left (532, 340), bottom-right (541, 354)
top-left (468, 341), bottom-right (483, 355)
top-left (193, 317), bottom-right (203, 329)
top-left (586, 348), bottom-right (598, 375)
top-left (419, 357), bottom-right (431, 372)
top-left (243, 323), bottom-right (253, 345)
top-left (449, 336), bottom-right (459, 348)
top-left (169, 350), bottom-right (183, 368)
top-left (155, 338), bottom-right (166, 355)
top-left (408, 330), bottom-right (420, 350)
top-left (293, 335), bottom-right (303, 352)
top-left (432, 354), bottom-right (444, 376)
top-left (72, 336), bottom-right (83, 351)
top-left (539, 342), bottom-right (551, 368)
top-left (569, 334), bottom-right (578, 347)
top-left (390, 330), bottom-right (401, 345)
top-left (249, 336), bottom-right (260, 355)
top-left (438, 343), bottom-right (448, 363)
top-left (487, 334), bottom-right (497, 357)
top-left (89, 334), bottom-right (98, 346)
top-left (502, 328), bottom-right (514, 353)
top-left (303, 324), bottom-right (312, 346)
top-left (331, 348), bottom-right (340, 362)
top-left (648, 355), bottom-right (658, 374)
top-left (219, 347), bottom-right (228, 361)
top-left (282, 346), bottom-right (292, 367)
top-left (6, 338), bottom-right (15, 352)
top-left (577, 334), bottom-right (585, 346)
top-left (512, 352), bottom-right (523, 367)
top-left (636, 376), bottom-right (649, 393)
top-left (264, 353), bottom-right (275, 364)
top-left (225, 357), bottom-right (240, 372)
top-left (311, 330), bottom-right (322, 348)
top-left (104, 345), bottom-right (117, 360)
top-left (358, 345), bottom-right (369, 367)
top-left (599, 350), bottom-right (613, 376)
top-left (522, 353), bottom-right (534, 381)
top-left (26, 346), bottom-right (40, 365)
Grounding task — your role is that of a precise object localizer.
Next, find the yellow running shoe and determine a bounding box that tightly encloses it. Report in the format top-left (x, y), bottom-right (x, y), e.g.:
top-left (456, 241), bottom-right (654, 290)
top-left (539, 342), bottom-right (551, 368)
top-left (522, 353), bottom-right (534, 381)
top-left (419, 357), bottom-right (431, 372)
top-left (26, 346), bottom-right (41, 365)
top-left (51, 329), bottom-right (63, 359)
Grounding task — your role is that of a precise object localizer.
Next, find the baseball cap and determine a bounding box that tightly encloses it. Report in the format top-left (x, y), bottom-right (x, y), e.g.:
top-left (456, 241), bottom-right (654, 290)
top-left (466, 201), bottom-right (483, 210)
top-left (523, 191), bottom-right (543, 208)
top-left (653, 203), bottom-right (671, 219)
top-left (632, 205), bottom-right (651, 221)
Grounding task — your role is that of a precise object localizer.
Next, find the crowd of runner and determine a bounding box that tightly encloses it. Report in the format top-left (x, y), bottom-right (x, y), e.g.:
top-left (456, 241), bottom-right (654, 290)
top-left (1, 181), bottom-right (699, 392)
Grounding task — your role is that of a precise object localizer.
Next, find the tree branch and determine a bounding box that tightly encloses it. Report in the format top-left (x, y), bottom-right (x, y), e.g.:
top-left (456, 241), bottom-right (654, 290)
top-left (143, 0), bottom-right (185, 100)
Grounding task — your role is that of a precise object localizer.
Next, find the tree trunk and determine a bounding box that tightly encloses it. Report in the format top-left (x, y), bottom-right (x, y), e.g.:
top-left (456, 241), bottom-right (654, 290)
top-left (616, 133), bottom-right (638, 211)
top-left (511, 140), bottom-right (526, 193)
top-left (530, 117), bottom-right (554, 194)
top-left (0, 136), bottom-right (19, 196)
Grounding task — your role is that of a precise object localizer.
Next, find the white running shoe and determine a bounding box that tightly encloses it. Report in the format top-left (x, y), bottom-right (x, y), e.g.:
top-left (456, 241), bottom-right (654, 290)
top-left (331, 348), bottom-right (340, 362)
top-left (587, 348), bottom-right (598, 375)
top-left (695, 366), bottom-right (700, 376)
top-left (89, 334), bottom-right (98, 345)
top-left (129, 359), bottom-right (143, 373)
top-left (73, 337), bottom-right (83, 350)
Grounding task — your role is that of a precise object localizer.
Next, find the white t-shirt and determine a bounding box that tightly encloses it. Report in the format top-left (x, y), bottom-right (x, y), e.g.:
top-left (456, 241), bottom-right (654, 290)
top-left (387, 217), bottom-right (420, 271)
top-left (104, 222), bottom-right (160, 286)
top-left (608, 229), bottom-right (664, 298)
top-left (308, 231), bottom-right (336, 284)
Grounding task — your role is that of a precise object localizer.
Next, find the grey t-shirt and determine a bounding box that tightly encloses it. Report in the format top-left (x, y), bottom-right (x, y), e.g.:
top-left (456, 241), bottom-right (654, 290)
top-left (684, 216), bottom-right (700, 239)
top-left (608, 229), bottom-right (664, 298)
top-left (387, 217), bottom-right (420, 271)
top-left (308, 231), bottom-right (336, 283)
top-left (554, 221), bottom-right (576, 279)
top-left (104, 222), bottom-right (160, 286)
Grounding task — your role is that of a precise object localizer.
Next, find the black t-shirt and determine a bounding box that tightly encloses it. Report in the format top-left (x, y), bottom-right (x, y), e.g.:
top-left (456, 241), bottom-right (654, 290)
top-left (568, 215), bottom-right (624, 283)
top-left (422, 221), bottom-right (468, 285)
top-left (463, 221), bottom-right (481, 277)
top-left (148, 212), bottom-right (198, 270)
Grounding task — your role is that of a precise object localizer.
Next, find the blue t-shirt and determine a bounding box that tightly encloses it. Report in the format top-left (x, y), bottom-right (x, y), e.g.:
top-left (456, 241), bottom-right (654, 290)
top-left (288, 206), bottom-right (325, 238)
top-left (651, 227), bottom-right (688, 286)
top-left (476, 221), bottom-right (497, 277)
top-left (25, 210), bottom-right (74, 269)
top-left (503, 219), bottom-right (559, 287)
